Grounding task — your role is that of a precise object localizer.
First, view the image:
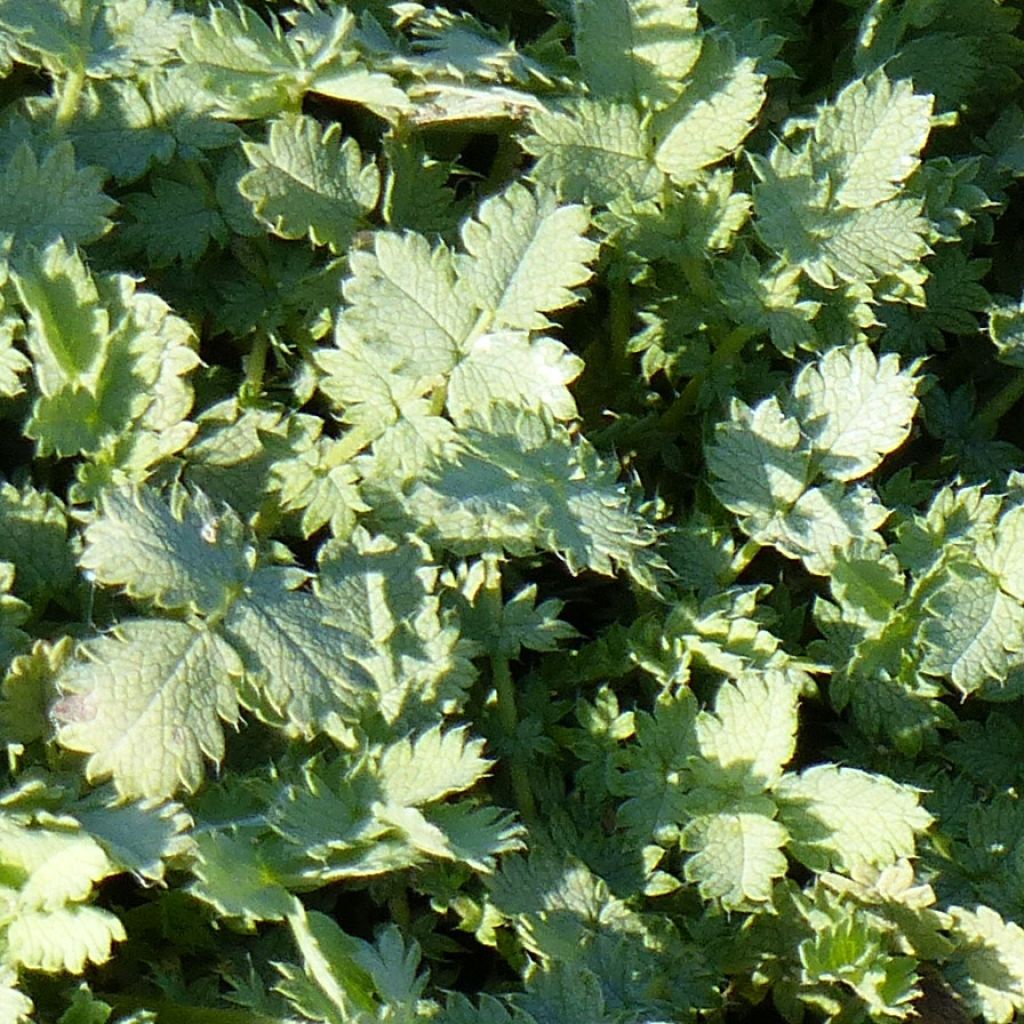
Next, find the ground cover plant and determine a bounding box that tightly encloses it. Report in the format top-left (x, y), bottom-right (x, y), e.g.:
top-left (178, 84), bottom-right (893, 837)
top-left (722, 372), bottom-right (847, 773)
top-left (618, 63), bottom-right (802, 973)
top-left (1, 0), bottom-right (1024, 1020)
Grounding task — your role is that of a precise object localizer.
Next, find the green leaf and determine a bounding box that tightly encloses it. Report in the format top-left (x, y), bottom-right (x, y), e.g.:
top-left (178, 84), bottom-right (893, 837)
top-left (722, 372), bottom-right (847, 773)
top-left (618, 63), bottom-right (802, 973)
top-left (120, 174), bottom-right (229, 266)
top-left (0, 143), bottom-right (114, 254)
top-left (190, 831), bottom-right (296, 925)
top-left (240, 114), bottom-right (380, 253)
top-left (52, 619), bottom-right (243, 799)
top-left (0, 481), bottom-right (76, 606)
top-left (71, 793), bottom-right (193, 884)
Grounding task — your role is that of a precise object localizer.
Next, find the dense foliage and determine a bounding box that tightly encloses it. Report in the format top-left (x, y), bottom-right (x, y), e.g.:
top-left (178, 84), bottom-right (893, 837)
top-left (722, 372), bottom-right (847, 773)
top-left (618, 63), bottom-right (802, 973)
top-left (0, 0), bottom-right (1023, 1020)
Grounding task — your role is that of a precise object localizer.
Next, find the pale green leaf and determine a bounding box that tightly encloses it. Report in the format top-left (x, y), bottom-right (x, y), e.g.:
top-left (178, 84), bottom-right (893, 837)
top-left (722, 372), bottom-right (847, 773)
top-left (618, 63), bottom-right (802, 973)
top-left (653, 32), bottom-right (765, 187)
top-left (681, 804), bottom-right (789, 910)
top-left (447, 331), bottom-right (583, 424)
top-left (0, 296), bottom-right (26, 397)
top-left (792, 345), bottom-right (919, 482)
top-left (269, 436), bottom-right (367, 540)
top-left (6, 905), bottom-right (125, 974)
top-left (813, 201), bottom-right (931, 290)
top-left (989, 295), bottom-right (1024, 368)
top-left (184, 400), bottom-right (311, 517)
top-left (221, 567), bottom-right (375, 738)
top-left (707, 396), bottom-right (809, 532)
top-left (572, 0), bottom-right (701, 107)
top-left (948, 905), bottom-right (1024, 1024)
top-left (284, 905), bottom-right (377, 1019)
top-left (14, 243), bottom-right (199, 459)
top-left (455, 182), bottom-right (599, 331)
top-left (0, 817), bottom-right (115, 911)
top-left (918, 562), bottom-right (1024, 696)
top-left (775, 764), bottom-right (932, 872)
top-left (695, 670), bottom-right (799, 790)
top-left (981, 503), bottom-right (1024, 603)
top-left (814, 72), bottom-right (934, 209)
top-left (309, 67), bottom-right (409, 118)
top-left (340, 232), bottom-right (473, 379)
top-left (378, 727), bottom-right (491, 807)
top-left (523, 98), bottom-right (662, 206)
top-left (439, 993), bottom-right (530, 1024)
top-left (0, 967), bottom-right (31, 1023)
top-left (240, 114), bottom-right (380, 253)
top-left (0, 638), bottom-right (70, 748)
top-left (771, 483), bottom-right (889, 576)
top-left (11, 240), bottom-right (109, 395)
top-left (176, 5), bottom-right (302, 120)
top-left (80, 487), bottom-right (252, 617)
top-left (0, 0), bottom-right (186, 76)
top-left (401, 407), bottom-right (661, 588)
top-left (52, 619), bottom-right (243, 800)
top-left (317, 529), bottom-right (474, 728)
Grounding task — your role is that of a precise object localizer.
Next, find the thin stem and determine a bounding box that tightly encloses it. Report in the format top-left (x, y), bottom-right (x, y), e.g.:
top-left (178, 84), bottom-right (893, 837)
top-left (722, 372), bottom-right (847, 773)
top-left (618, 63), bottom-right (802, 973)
top-left (482, 554), bottom-right (537, 824)
top-left (658, 326), bottom-right (755, 435)
top-left (242, 331), bottom-right (270, 400)
top-left (96, 995), bottom-right (286, 1024)
top-left (607, 274), bottom-right (633, 381)
top-left (978, 368), bottom-right (1024, 434)
top-left (55, 68), bottom-right (86, 126)
top-left (727, 538), bottom-right (762, 582)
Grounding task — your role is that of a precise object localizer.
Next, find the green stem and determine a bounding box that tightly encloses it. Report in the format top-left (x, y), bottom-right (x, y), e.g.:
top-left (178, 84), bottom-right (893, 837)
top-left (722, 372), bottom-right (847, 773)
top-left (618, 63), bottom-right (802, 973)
top-left (482, 554), bottom-right (537, 824)
top-left (978, 368), bottom-right (1024, 433)
top-left (389, 886), bottom-right (411, 931)
top-left (96, 995), bottom-right (285, 1024)
top-left (727, 538), bottom-right (762, 582)
top-left (658, 326), bottom-right (754, 435)
top-left (241, 331), bottom-right (270, 400)
top-left (55, 68), bottom-right (86, 126)
top-left (608, 274), bottom-right (633, 381)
